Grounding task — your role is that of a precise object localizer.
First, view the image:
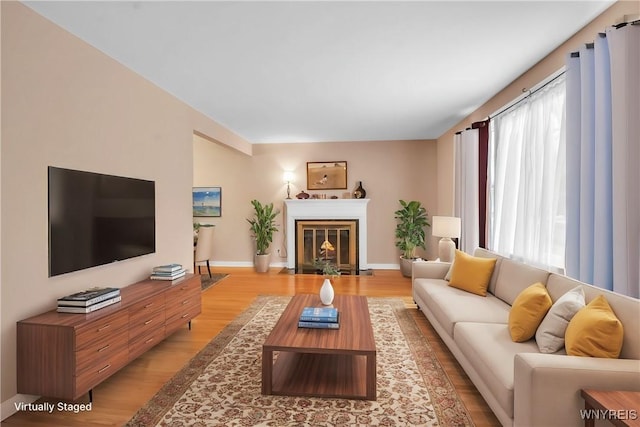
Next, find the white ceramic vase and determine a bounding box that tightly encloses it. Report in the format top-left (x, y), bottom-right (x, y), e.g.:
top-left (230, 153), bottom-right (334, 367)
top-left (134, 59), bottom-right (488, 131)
top-left (319, 278), bottom-right (335, 305)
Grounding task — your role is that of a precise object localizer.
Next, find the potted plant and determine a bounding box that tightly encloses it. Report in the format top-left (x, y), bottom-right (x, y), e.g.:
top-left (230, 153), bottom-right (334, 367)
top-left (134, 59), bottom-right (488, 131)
top-left (247, 199), bottom-right (280, 273)
top-left (313, 239), bottom-right (342, 278)
top-left (394, 199), bottom-right (430, 277)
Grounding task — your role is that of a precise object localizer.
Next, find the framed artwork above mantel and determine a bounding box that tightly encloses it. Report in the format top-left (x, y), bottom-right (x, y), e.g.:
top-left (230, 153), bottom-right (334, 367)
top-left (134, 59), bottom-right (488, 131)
top-left (307, 161), bottom-right (347, 190)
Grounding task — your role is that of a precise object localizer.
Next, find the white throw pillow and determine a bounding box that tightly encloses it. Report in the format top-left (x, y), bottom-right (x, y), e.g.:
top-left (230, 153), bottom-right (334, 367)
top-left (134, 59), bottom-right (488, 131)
top-left (535, 286), bottom-right (586, 353)
top-left (444, 261), bottom-right (454, 281)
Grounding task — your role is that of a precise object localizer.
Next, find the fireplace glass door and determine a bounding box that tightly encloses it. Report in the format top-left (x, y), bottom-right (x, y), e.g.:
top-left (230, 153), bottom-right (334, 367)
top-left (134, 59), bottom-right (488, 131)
top-left (295, 220), bottom-right (358, 274)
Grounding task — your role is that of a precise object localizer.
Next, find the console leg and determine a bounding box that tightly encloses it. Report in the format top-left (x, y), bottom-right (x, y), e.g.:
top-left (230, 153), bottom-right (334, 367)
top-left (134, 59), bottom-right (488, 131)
top-left (88, 389), bottom-right (93, 403)
top-left (188, 320), bottom-right (192, 330)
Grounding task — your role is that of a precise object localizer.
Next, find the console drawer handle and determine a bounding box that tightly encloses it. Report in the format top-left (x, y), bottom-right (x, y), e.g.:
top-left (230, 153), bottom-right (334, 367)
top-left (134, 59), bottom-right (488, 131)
top-left (144, 303), bottom-right (154, 308)
top-left (98, 364), bottom-right (111, 374)
top-left (97, 344), bottom-right (110, 353)
top-left (182, 300), bottom-right (189, 305)
top-left (97, 324), bottom-right (111, 332)
top-left (181, 313), bottom-right (189, 319)
top-left (145, 337), bottom-right (154, 344)
top-left (144, 319), bottom-right (153, 325)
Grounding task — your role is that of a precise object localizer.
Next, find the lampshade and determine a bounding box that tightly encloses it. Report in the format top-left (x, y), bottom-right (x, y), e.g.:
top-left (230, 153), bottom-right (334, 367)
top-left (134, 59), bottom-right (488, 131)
top-left (283, 171), bottom-right (295, 183)
top-left (432, 216), bottom-right (461, 238)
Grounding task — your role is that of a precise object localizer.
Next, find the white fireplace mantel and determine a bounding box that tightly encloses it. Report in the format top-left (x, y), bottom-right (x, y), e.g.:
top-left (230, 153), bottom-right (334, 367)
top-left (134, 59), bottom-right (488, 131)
top-left (284, 199), bottom-right (370, 270)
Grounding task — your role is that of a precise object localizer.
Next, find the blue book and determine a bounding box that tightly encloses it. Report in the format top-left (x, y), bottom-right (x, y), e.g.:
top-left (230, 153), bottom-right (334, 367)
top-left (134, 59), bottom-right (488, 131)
top-left (298, 321), bottom-right (340, 329)
top-left (299, 306), bottom-right (338, 323)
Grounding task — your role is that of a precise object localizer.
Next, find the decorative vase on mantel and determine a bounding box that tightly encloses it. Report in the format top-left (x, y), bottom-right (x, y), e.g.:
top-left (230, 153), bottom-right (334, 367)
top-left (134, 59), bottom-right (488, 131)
top-left (353, 181), bottom-right (366, 199)
top-left (319, 278), bottom-right (335, 305)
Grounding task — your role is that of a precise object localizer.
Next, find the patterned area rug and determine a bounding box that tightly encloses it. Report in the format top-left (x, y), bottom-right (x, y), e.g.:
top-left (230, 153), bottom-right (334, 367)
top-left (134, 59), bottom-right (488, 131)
top-left (200, 273), bottom-right (229, 292)
top-left (126, 296), bottom-right (473, 426)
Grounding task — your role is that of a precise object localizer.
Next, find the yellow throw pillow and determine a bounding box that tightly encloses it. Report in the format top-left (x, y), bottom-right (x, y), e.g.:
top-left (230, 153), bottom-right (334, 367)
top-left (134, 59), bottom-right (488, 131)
top-left (448, 250), bottom-right (497, 296)
top-left (508, 282), bottom-right (552, 342)
top-left (565, 295), bottom-right (624, 358)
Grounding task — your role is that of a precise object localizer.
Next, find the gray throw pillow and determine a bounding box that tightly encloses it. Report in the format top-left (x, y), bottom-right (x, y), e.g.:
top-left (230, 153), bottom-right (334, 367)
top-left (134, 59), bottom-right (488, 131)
top-left (535, 286), bottom-right (585, 353)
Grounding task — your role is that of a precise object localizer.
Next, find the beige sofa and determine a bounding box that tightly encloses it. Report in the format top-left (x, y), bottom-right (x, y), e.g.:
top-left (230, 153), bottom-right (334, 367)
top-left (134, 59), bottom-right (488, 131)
top-left (412, 248), bottom-right (640, 427)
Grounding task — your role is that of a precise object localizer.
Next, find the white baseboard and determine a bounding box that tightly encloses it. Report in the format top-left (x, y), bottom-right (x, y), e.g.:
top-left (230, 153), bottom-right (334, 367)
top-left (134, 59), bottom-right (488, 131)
top-left (367, 263), bottom-right (400, 270)
top-left (194, 261), bottom-right (287, 268)
top-left (1, 393), bottom-right (38, 421)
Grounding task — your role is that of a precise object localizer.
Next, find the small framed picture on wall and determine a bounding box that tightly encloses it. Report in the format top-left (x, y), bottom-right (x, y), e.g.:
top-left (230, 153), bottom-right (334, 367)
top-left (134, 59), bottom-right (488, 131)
top-left (193, 186), bottom-right (222, 217)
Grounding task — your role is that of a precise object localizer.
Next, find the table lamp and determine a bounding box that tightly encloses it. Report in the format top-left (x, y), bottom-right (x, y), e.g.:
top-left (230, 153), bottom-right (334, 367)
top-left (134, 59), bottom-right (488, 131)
top-left (283, 171), bottom-right (295, 199)
top-left (432, 216), bottom-right (461, 262)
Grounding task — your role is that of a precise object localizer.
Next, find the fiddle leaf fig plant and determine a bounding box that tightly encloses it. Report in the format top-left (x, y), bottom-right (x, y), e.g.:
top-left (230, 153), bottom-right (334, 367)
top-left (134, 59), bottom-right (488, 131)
top-left (247, 199), bottom-right (280, 255)
top-left (394, 199), bottom-right (430, 259)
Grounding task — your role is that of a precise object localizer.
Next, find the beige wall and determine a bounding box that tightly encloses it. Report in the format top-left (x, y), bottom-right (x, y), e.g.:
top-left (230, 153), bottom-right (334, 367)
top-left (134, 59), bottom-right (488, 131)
top-left (0, 2), bottom-right (250, 415)
top-left (193, 137), bottom-right (439, 268)
top-left (437, 0), bottom-right (640, 215)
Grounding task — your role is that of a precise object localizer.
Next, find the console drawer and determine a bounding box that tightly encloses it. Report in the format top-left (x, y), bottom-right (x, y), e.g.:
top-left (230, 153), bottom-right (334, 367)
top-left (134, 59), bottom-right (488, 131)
top-left (165, 303), bottom-right (201, 336)
top-left (76, 311), bottom-right (128, 351)
top-left (165, 278), bottom-right (200, 307)
top-left (129, 294), bottom-right (165, 320)
top-left (129, 327), bottom-right (166, 361)
top-left (76, 332), bottom-right (128, 374)
top-left (75, 346), bottom-right (129, 398)
top-left (129, 309), bottom-right (165, 342)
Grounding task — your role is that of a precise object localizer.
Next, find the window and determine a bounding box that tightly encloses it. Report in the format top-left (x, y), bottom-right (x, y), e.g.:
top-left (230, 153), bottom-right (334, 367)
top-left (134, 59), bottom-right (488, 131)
top-left (488, 73), bottom-right (566, 271)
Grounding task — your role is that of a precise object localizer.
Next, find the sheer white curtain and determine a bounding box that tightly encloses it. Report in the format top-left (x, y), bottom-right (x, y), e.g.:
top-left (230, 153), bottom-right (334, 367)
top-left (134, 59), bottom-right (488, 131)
top-left (489, 75), bottom-right (566, 270)
top-left (567, 23), bottom-right (640, 297)
top-left (454, 128), bottom-right (479, 253)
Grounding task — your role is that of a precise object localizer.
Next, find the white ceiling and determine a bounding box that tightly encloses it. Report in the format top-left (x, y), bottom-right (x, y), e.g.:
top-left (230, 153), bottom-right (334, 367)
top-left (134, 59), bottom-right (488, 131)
top-left (23, 1), bottom-right (615, 144)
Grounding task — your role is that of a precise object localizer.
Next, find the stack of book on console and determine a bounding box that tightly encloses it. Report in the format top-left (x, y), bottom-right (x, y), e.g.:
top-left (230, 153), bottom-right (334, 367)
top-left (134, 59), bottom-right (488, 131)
top-left (298, 306), bottom-right (340, 329)
top-left (150, 264), bottom-right (186, 281)
top-left (57, 287), bottom-right (121, 313)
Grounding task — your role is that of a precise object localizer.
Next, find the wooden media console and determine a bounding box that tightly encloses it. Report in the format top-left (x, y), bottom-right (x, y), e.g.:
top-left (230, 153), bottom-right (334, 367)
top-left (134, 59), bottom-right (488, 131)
top-left (16, 274), bottom-right (201, 401)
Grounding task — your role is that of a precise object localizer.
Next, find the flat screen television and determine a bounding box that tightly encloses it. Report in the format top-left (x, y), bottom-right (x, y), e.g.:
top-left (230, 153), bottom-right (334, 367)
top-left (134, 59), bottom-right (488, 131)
top-left (48, 166), bottom-right (156, 277)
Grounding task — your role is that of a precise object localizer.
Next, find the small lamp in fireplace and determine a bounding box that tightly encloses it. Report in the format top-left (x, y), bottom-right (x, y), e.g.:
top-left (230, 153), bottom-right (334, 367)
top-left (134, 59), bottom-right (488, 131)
top-left (283, 171), bottom-right (295, 199)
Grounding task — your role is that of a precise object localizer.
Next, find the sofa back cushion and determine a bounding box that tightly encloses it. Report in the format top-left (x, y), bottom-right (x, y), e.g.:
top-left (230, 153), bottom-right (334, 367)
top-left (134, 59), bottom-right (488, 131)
top-left (472, 248), bottom-right (504, 295)
top-left (493, 259), bottom-right (551, 305)
top-left (547, 274), bottom-right (640, 360)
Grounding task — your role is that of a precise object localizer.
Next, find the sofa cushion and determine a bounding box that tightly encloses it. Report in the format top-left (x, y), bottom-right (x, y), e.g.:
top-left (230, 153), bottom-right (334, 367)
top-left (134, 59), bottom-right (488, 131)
top-left (565, 295), bottom-right (624, 358)
top-left (493, 259), bottom-right (550, 305)
top-left (546, 274), bottom-right (640, 360)
top-left (535, 285), bottom-right (585, 353)
top-left (448, 250), bottom-right (497, 296)
top-left (413, 278), bottom-right (510, 338)
top-left (454, 322), bottom-right (542, 418)
top-left (472, 248), bottom-right (504, 295)
top-left (508, 282), bottom-right (552, 342)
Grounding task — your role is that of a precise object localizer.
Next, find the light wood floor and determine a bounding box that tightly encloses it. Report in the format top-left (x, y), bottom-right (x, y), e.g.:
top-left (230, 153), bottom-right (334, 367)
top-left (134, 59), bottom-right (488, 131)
top-left (2, 268), bottom-right (500, 427)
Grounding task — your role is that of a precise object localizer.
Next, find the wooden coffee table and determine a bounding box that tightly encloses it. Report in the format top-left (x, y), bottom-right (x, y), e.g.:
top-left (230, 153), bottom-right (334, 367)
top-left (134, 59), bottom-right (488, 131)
top-left (581, 389), bottom-right (640, 427)
top-left (262, 294), bottom-right (377, 400)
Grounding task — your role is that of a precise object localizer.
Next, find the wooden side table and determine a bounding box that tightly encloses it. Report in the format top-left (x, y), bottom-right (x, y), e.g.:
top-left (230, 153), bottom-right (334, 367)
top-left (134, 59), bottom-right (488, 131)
top-left (581, 389), bottom-right (640, 427)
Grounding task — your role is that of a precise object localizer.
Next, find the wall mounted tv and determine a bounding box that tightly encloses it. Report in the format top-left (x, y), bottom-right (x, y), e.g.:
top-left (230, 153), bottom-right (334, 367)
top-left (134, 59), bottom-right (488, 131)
top-left (48, 166), bottom-right (156, 277)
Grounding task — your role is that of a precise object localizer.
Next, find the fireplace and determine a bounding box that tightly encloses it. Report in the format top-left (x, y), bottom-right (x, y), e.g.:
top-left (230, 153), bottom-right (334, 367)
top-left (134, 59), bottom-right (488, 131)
top-left (284, 199), bottom-right (370, 273)
top-left (296, 220), bottom-right (358, 274)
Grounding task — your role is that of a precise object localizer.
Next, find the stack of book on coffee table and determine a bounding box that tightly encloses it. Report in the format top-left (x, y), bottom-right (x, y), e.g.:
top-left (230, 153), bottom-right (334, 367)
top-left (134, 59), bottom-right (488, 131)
top-left (57, 287), bottom-right (121, 313)
top-left (298, 306), bottom-right (340, 329)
